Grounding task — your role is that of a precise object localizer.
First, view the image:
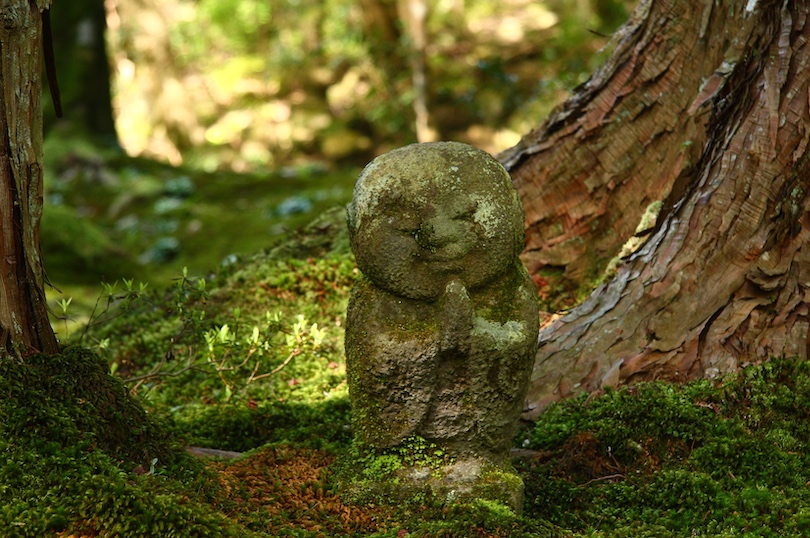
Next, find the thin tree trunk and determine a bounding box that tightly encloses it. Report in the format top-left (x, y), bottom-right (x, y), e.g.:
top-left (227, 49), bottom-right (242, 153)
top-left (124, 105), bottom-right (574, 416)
top-left (0, 0), bottom-right (60, 357)
top-left (357, 0), bottom-right (405, 75)
top-left (44, 0), bottom-right (117, 141)
top-left (520, 0), bottom-right (810, 418)
top-left (500, 0), bottom-right (755, 291)
top-left (400, 0), bottom-right (435, 142)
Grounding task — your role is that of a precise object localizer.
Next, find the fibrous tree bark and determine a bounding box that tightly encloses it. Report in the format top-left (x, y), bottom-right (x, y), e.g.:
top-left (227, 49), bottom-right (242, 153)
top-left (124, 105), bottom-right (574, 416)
top-left (0, 0), bottom-right (60, 357)
top-left (500, 0), bottom-right (755, 291)
top-left (502, 0), bottom-right (810, 417)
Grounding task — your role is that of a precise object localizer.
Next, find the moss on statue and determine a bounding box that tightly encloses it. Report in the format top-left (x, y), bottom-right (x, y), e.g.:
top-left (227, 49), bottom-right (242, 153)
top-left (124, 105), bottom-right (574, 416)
top-left (339, 436), bottom-right (526, 514)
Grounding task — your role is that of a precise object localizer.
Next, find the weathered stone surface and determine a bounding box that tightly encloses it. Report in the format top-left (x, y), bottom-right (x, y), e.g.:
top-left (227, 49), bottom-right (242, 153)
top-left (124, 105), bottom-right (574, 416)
top-left (347, 141), bottom-right (526, 302)
top-left (343, 141), bottom-right (539, 511)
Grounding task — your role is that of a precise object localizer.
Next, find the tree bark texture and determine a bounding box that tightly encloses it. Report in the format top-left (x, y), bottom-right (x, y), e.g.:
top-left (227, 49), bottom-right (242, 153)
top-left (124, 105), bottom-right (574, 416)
top-left (500, 0), bottom-right (755, 290)
top-left (0, 0), bottom-right (60, 356)
top-left (518, 0), bottom-right (810, 418)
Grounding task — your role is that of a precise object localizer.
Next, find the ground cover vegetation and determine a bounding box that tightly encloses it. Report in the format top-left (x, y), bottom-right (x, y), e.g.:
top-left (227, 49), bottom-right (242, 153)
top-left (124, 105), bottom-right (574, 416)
top-left (8, 0), bottom-right (810, 535)
top-left (7, 201), bottom-right (810, 536)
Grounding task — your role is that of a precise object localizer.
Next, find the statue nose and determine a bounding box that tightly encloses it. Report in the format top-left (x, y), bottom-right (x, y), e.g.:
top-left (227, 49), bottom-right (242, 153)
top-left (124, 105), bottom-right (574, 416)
top-left (417, 217), bottom-right (464, 250)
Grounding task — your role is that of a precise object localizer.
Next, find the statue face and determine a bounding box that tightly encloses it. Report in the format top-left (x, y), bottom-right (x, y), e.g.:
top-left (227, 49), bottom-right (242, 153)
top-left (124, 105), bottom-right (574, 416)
top-left (348, 142), bottom-right (524, 300)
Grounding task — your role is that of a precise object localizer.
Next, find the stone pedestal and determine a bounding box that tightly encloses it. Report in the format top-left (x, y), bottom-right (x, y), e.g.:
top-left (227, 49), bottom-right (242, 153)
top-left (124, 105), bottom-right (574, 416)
top-left (342, 445), bottom-right (525, 514)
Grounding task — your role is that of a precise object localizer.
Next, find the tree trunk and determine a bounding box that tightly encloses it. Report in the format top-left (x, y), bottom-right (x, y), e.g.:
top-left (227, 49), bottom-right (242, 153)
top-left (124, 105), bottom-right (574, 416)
top-left (44, 0), bottom-right (118, 143)
top-left (400, 0), bottom-right (436, 142)
top-left (510, 0), bottom-right (810, 418)
top-left (500, 0), bottom-right (755, 293)
top-left (357, 0), bottom-right (404, 75)
top-left (0, 0), bottom-right (60, 357)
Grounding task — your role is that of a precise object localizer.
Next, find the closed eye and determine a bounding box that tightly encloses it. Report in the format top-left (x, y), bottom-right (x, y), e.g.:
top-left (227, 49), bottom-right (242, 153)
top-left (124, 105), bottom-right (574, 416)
top-left (395, 220), bottom-right (421, 234)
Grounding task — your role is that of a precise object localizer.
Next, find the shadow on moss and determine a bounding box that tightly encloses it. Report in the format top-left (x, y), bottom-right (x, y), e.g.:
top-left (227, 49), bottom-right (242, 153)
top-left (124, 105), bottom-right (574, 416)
top-left (168, 397), bottom-right (352, 452)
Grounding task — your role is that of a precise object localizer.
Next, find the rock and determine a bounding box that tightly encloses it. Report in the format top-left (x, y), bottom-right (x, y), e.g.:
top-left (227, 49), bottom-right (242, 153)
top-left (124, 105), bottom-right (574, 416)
top-left (341, 141), bottom-right (539, 513)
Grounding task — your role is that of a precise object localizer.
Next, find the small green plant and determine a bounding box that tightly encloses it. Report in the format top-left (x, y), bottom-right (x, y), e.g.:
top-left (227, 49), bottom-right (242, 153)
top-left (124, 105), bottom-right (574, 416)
top-left (53, 278), bottom-right (148, 354)
top-left (199, 311), bottom-right (325, 401)
top-left (57, 297), bottom-right (72, 339)
top-left (67, 261), bottom-right (347, 409)
top-left (83, 279), bottom-right (149, 343)
top-left (171, 266), bottom-right (210, 335)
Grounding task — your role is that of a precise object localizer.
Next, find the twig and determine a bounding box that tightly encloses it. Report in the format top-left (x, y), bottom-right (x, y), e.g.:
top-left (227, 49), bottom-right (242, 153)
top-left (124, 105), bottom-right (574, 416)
top-left (248, 348), bottom-right (301, 383)
top-left (578, 473), bottom-right (626, 487)
top-left (123, 359), bottom-right (196, 384)
top-left (185, 446), bottom-right (243, 460)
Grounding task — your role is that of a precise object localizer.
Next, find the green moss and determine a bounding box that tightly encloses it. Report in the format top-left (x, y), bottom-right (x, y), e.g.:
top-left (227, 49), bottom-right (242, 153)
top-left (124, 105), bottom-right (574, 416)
top-left (338, 436), bottom-right (526, 514)
top-left (41, 204), bottom-right (137, 283)
top-left (0, 346), bottom-right (172, 466)
top-left (475, 465), bottom-right (525, 508)
top-left (167, 397), bottom-right (352, 452)
top-left (601, 201), bottom-right (663, 282)
top-left (365, 500), bottom-right (562, 538)
top-left (0, 439), bottom-right (253, 537)
top-left (337, 436), bottom-right (453, 504)
top-left (348, 436), bottom-right (452, 479)
top-left (82, 251), bottom-right (356, 407)
top-left (520, 358), bottom-right (810, 536)
top-left (0, 347), bottom-right (256, 536)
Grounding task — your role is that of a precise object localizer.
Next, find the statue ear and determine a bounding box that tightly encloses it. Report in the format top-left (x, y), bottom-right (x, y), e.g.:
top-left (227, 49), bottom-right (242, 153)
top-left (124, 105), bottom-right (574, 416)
top-left (508, 190), bottom-right (526, 254)
top-left (346, 204), bottom-right (357, 237)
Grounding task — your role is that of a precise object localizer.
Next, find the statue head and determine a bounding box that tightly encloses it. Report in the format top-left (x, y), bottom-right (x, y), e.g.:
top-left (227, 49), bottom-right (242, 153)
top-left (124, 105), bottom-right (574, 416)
top-left (347, 141), bottom-right (525, 300)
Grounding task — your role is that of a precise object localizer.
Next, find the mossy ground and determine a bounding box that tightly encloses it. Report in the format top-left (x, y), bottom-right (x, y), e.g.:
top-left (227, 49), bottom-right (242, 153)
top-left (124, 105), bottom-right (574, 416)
top-left (335, 435), bottom-right (526, 516)
top-left (16, 227), bottom-right (810, 536)
top-left (14, 144), bottom-right (810, 535)
top-left (520, 359), bottom-right (810, 537)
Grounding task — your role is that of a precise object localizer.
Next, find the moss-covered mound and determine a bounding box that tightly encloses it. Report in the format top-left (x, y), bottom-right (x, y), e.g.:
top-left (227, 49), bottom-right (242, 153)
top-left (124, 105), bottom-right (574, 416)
top-left (81, 205), bottom-right (355, 407)
top-left (520, 357), bottom-right (810, 537)
top-left (0, 347), bottom-right (252, 537)
top-left (0, 347), bottom-right (172, 467)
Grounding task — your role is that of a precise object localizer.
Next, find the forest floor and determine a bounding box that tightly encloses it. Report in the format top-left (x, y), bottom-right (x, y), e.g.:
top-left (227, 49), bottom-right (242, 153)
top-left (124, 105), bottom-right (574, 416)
top-left (6, 146), bottom-right (810, 537)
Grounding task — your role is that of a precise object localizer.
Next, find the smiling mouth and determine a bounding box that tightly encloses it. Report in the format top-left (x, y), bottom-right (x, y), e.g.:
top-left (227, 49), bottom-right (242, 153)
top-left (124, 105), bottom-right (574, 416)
top-left (426, 252), bottom-right (459, 261)
top-left (419, 254), bottom-right (467, 273)
top-left (419, 250), bottom-right (464, 263)
top-left (419, 243), bottom-right (470, 262)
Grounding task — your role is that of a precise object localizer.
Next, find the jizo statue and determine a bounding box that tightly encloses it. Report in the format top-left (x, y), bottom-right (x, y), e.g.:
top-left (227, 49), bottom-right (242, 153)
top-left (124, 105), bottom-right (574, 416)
top-left (343, 141), bottom-right (539, 510)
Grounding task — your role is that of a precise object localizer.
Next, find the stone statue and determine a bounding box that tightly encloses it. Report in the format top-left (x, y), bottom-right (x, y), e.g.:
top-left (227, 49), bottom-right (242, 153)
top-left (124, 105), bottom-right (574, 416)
top-left (342, 141), bottom-right (539, 511)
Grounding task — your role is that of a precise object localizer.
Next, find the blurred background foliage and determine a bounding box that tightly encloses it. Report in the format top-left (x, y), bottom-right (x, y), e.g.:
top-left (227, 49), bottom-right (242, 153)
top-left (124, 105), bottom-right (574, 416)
top-left (40, 0), bottom-right (634, 311)
top-left (47, 0), bottom-right (633, 169)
